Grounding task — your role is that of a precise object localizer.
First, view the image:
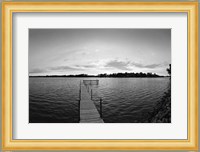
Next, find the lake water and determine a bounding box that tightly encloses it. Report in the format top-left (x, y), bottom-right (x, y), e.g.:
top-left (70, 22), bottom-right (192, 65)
top-left (29, 77), bottom-right (170, 123)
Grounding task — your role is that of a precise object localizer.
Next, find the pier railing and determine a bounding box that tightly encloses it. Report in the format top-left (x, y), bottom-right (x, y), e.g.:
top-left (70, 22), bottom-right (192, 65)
top-left (83, 80), bottom-right (99, 85)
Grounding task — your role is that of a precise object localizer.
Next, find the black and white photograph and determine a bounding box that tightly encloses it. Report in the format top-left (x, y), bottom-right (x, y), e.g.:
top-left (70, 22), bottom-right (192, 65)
top-left (29, 29), bottom-right (171, 123)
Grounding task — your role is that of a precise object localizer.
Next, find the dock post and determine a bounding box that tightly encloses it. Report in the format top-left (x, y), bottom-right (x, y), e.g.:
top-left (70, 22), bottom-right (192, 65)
top-left (100, 98), bottom-right (103, 118)
top-left (78, 81), bottom-right (81, 122)
top-left (78, 99), bottom-right (80, 122)
top-left (79, 80), bottom-right (81, 100)
top-left (79, 89), bottom-right (80, 100)
top-left (91, 89), bottom-right (93, 100)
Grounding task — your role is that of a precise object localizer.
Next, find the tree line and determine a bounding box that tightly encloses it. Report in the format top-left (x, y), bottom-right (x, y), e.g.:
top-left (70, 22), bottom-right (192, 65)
top-left (30, 64), bottom-right (171, 78)
top-left (30, 72), bottom-right (165, 78)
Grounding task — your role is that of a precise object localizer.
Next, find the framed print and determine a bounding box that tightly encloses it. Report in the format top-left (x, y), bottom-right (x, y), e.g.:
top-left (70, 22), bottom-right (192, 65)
top-left (2, 2), bottom-right (198, 150)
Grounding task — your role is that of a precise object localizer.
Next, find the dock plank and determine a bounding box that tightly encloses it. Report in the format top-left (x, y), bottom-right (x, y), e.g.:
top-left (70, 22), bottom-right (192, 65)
top-left (79, 83), bottom-right (104, 123)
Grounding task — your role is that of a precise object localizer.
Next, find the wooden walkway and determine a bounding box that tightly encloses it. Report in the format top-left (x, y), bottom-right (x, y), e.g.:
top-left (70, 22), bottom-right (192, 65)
top-left (79, 82), bottom-right (104, 123)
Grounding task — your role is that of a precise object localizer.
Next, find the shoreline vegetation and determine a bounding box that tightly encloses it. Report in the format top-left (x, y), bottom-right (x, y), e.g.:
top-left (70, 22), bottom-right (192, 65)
top-left (133, 84), bottom-right (171, 123)
top-left (148, 85), bottom-right (171, 123)
top-left (29, 72), bottom-right (169, 78)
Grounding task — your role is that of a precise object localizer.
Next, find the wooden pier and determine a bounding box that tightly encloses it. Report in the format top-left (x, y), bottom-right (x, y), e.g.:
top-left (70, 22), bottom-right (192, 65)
top-left (83, 80), bottom-right (99, 85)
top-left (79, 81), bottom-right (104, 123)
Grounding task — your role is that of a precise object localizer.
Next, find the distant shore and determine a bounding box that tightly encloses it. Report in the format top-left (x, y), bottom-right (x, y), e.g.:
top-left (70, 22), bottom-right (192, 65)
top-left (29, 72), bottom-right (169, 78)
top-left (29, 76), bottom-right (169, 78)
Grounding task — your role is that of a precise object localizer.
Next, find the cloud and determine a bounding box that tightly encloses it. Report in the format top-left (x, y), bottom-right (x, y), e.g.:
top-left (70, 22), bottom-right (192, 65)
top-left (29, 68), bottom-right (46, 74)
top-left (30, 60), bottom-right (170, 75)
top-left (75, 64), bottom-right (97, 69)
top-left (49, 65), bottom-right (82, 71)
top-left (52, 48), bottom-right (90, 62)
top-left (105, 60), bottom-right (131, 70)
top-left (29, 65), bottom-right (84, 74)
top-left (131, 61), bottom-right (169, 69)
top-left (131, 62), bottom-right (161, 69)
top-left (104, 59), bottom-right (170, 71)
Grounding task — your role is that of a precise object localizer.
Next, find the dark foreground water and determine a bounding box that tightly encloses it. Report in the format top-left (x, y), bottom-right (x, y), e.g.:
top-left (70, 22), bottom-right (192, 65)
top-left (29, 77), bottom-right (170, 123)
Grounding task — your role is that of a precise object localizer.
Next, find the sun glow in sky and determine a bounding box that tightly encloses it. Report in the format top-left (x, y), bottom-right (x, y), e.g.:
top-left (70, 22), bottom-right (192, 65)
top-left (29, 29), bottom-right (171, 76)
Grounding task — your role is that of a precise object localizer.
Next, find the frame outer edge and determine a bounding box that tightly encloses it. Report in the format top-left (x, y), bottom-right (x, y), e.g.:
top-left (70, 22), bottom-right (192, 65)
top-left (2, 2), bottom-right (12, 150)
top-left (1, 1), bottom-right (199, 150)
top-left (2, 2), bottom-right (5, 149)
top-left (188, 2), bottom-right (198, 150)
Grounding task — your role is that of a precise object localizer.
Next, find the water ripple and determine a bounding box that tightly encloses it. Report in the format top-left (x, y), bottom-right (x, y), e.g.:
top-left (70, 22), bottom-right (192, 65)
top-left (29, 77), bottom-right (170, 123)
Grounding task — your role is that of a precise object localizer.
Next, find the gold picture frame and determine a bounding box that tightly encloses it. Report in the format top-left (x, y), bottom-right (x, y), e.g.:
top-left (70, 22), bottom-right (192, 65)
top-left (2, 2), bottom-right (198, 150)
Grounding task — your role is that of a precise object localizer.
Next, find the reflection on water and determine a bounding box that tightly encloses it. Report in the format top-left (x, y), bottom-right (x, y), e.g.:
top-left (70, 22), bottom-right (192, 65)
top-left (29, 77), bottom-right (170, 123)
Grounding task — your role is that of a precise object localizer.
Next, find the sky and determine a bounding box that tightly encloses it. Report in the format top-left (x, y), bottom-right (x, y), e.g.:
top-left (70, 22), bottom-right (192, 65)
top-left (29, 29), bottom-right (171, 76)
